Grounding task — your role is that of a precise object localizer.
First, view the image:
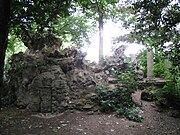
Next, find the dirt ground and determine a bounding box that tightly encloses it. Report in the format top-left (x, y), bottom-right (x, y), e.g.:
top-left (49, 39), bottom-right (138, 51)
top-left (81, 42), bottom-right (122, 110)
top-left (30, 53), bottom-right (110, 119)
top-left (0, 91), bottom-right (180, 135)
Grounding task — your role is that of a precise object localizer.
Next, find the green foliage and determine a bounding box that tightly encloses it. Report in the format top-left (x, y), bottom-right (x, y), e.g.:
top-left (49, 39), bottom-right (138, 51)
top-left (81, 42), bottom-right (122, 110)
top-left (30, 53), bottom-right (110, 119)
top-left (75, 0), bottom-right (118, 19)
top-left (136, 49), bottom-right (147, 77)
top-left (159, 68), bottom-right (180, 108)
top-left (11, 0), bottom-right (72, 33)
top-left (153, 62), bottom-right (165, 78)
top-left (53, 15), bottom-right (96, 48)
top-left (4, 30), bottom-right (27, 80)
top-left (132, 0), bottom-right (180, 69)
top-left (116, 106), bottom-right (143, 122)
top-left (141, 86), bottom-right (160, 102)
top-left (9, 0), bottom-right (98, 52)
top-left (175, 71), bottom-right (180, 92)
top-left (96, 87), bottom-right (132, 111)
top-left (136, 48), bottom-right (180, 108)
top-left (153, 50), bottom-right (165, 77)
top-left (133, 0), bottom-right (179, 45)
top-left (95, 64), bottom-right (143, 122)
top-left (113, 65), bottom-right (138, 92)
top-left (75, 0), bottom-right (120, 62)
top-left (96, 86), bottom-right (143, 122)
top-left (147, 65), bottom-right (179, 109)
top-left (112, 34), bottom-right (137, 45)
top-left (137, 48), bottom-right (172, 78)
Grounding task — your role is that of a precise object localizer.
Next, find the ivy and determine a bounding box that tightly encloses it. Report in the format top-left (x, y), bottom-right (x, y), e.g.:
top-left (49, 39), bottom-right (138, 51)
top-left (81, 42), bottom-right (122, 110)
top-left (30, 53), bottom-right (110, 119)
top-left (95, 64), bottom-right (143, 122)
top-left (96, 86), bottom-right (143, 122)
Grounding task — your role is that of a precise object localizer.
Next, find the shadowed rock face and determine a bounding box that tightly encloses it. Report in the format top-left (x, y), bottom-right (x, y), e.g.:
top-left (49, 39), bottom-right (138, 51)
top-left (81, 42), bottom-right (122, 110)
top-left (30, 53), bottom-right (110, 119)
top-left (4, 42), bottom-right (129, 113)
top-left (5, 44), bottom-right (98, 113)
top-left (21, 31), bottom-right (62, 53)
top-left (26, 66), bottom-right (70, 113)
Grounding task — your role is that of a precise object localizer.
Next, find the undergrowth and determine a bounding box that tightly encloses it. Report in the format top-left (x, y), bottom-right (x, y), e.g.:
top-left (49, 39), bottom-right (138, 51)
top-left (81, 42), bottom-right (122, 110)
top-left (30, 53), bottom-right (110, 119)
top-left (96, 86), bottom-right (143, 122)
top-left (157, 69), bottom-right (180, 109)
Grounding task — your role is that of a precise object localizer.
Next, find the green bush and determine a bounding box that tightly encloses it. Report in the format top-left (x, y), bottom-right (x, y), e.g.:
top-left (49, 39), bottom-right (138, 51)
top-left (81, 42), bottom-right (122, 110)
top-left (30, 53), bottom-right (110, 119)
top-left (136, 49), bottom-right (147, 77)
top-left (116, 106), bottom-right (142, 122)
top-left (112, 65), bottom-right (138, 92)
top-left (96, 86), bottom-right (143, 122)
top-left (94, 61), bottom-right (143, 122)
top-left (159, 69), bottom-right (180, 108)
top-left (153, 62), bottom-right (165, 77)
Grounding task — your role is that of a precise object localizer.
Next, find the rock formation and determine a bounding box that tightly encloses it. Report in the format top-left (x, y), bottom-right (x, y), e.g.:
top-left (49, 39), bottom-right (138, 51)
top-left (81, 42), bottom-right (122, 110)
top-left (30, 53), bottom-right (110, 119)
top-left (3, 34), bottom-right (130, 113)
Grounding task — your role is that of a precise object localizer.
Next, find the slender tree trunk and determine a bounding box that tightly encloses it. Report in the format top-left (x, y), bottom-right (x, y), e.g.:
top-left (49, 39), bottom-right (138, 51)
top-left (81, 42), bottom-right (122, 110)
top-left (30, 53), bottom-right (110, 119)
top-left (146, 47), bottom-right (154, 78)
top-left (98, 5), bottom-right (104, 63)
top-left (0, 0), bottom-right (11, 106)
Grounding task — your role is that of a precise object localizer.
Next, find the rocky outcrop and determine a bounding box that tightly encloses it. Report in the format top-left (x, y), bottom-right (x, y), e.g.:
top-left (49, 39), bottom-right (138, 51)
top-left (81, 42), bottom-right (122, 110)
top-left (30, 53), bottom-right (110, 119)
top-left (26, 66), bottom-right (70, 113)
top-left (101, 45), bottom-right (127, 72)
top-left (4, 41), bottom-right (132, 113)
top-left (21, 31), bottom-right (62, 52)
top-left (5, 44), bottom-right (98, 113)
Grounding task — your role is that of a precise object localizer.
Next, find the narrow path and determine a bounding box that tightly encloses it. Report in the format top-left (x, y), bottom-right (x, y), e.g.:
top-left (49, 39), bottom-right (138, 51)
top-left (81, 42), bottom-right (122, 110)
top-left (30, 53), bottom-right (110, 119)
top-left (0, 91), bottom-right (180, 135)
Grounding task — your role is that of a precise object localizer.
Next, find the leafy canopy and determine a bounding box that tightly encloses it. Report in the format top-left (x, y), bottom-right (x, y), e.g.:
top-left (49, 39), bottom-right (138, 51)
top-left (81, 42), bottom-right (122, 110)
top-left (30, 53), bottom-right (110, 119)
top-left (11, 0), bottom-right (72, 33)
top-left (132, 0), bottom-right (179, 55)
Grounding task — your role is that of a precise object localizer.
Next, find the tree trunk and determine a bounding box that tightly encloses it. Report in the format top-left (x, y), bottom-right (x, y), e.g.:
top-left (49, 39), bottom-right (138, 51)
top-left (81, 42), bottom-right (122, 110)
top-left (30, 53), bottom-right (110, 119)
top-left (98, 5), bottom-right (104, 63)
top-left (146, 47), bottom-right (154, 78)
top-left (0, 0), bottom-right (11, 105)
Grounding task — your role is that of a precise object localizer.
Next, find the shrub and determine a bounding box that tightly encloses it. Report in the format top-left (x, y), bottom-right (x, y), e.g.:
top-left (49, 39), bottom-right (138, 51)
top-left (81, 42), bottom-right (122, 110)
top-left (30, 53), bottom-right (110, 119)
top-left (96, 86), bottom-right (143, 122)
top-left (116, 106), bottom-right (142, 122)
top-left (159, 69), bottom-right (180, 108)
top-left (112, 65), bottom-right (138, 92)
top-left (153, 62), bottom-right (165, 77)
top-left (94, 62), bottom-right (143, 122)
